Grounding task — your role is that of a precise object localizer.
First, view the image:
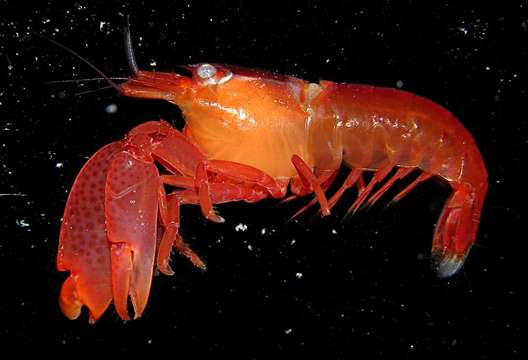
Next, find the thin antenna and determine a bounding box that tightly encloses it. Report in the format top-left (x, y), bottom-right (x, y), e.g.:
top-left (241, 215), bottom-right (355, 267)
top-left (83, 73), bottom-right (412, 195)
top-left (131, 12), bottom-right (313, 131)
top-left (45, 77), bottom-right (128, 85)
top-left (124, 15), bottom-right (139, 75)
top-left (35, 33), bottom-right (124, 94)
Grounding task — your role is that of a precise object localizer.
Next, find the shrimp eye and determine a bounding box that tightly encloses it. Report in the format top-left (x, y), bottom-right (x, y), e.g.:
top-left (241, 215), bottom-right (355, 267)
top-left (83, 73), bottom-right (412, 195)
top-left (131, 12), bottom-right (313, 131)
top-left (197, 63), bottom-right (217, 80)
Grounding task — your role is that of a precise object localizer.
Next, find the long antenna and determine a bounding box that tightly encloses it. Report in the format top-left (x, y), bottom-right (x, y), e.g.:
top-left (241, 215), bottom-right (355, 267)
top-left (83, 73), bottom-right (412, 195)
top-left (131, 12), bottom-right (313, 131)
top-left (35, 33), bottom-right (124, 94)
top-left (124, 15), bottom-right (139, 75)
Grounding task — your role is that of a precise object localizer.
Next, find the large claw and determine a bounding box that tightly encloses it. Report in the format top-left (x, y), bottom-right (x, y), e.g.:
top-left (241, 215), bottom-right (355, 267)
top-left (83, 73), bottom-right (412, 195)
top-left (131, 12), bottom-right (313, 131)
top-left (57, 142), bottom-right (123, 323)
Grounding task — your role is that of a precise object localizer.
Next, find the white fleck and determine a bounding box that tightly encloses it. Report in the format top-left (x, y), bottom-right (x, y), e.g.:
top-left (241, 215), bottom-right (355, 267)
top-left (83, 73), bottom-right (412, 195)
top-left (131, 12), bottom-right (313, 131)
top-left (150, 59), bottom-right (157, 67)
top-left (295, 272), bottom-right (303, 279)
top-left (16, 219), bottom-right (30, 228)
top-left (99, 21), bottom-right (106, 31)
top-left (325, 58), bottom-right (330, 64)
top-left (284, 328), bottom-right (292, 335)
top-left (261, 228), bottom-right (266, 235)
top-left (458, 27), bottom-right (468, 35)
top-left (235, 223), bottom-right (248, 232)
top-left (331, 229), bottom-right (337, 234)
top-left (396, 80), bottom-right (404, 88)
top-left (105, 103), bottom-right (118, 114)
top-left (247, 244), bottom-right (253, 251)
top-left (55, 162), bottom-right (64, 168)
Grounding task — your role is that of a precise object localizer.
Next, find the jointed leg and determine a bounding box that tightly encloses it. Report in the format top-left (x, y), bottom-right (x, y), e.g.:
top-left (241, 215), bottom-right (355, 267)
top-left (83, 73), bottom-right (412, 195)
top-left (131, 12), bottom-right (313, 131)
top-left (193, 159), bottom-right (287, 222)
top-left (347, 164), bottom-right (396, 214)
top-left (156, 187), bottom-right (206, 275)
top-left (365, 167), bottom-right (414, 208)
top-left (291, 155), bottom-right (331, 215)
top-left (389, 172), bottom-right (432, 206)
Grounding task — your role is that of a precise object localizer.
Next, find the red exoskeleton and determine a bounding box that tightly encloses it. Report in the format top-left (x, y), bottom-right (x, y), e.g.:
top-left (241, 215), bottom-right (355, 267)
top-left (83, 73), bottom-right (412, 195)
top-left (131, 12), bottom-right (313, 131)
top-left (53, 30), bottom-right (488, 323)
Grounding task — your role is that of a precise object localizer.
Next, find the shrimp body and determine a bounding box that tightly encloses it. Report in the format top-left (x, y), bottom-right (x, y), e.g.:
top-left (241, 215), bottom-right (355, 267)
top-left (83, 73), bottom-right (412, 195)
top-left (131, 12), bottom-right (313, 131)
top-left (308, 82), bottom-right (487, 276)
top-left (58, 62), bottom-right (487, 322)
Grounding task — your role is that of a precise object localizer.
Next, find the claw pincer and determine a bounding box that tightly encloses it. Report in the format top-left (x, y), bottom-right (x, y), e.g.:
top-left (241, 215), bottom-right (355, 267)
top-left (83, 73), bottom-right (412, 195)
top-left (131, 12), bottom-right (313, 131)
top-left (58, 58), bottom-right (487, 322)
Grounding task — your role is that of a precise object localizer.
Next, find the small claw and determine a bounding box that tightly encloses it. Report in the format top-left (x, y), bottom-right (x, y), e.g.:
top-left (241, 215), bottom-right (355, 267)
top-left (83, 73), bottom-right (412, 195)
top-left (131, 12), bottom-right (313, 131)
top-left (432, 252), bottom-right (466, 278)
top-left (105, 152), bottom-right (159, 320)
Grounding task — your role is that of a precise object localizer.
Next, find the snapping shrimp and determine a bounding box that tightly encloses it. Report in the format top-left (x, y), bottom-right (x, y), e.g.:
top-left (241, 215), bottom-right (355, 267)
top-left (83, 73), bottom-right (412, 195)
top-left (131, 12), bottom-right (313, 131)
top-left (54, 33), bottom-right (487, 323)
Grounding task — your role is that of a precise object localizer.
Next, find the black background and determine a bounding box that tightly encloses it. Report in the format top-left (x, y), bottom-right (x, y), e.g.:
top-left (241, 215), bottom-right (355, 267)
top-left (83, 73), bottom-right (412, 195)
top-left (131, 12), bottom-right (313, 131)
top-left (0, 1), bottom-right (524, 357)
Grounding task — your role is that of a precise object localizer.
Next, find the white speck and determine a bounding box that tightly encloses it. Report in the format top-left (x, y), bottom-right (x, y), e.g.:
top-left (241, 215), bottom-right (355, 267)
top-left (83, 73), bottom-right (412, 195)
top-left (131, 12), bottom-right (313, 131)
top-left (147, 339), bottom-right (152, 344)
top-left (459, 27), bottom-right (468, 35)
top-left (99, 21), bottom-right (106, 31)
top-left (331, 229), bottom-right (337, 234)
top-left (55, 162), bottom-right (64, 168)
top-left (105, 103), bottom-right (117, 114)
top-left (325, 58), bottom-right (330, 64)
top-left (235, 223), bottom-right (248, 232)
top-left (485, 66), bottom-right (491, 71)
top-left (290, 239), bottom-right (296, 245)
top-left (261, 228), bottom-right (266, 235)
top-left (150, 59), bottom-right (157, 67)
top-left (247, 244), bottom-right (253, 251)
top-left (16, 219), bottom-right (30, 228)
top-left (7, 65), bottom-right (13, 71)
top-left (284, 328), bottom-right (292, 335)
top-left (396, 80), bottom-right (404, 88)
top-left (295, 272), bottom-right (303, 279)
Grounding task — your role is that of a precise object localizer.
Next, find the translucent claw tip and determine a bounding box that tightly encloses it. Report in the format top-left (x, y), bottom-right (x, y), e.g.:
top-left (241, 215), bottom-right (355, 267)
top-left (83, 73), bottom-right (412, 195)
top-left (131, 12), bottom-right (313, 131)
top-left (432, 253), bottom-right (466, 278)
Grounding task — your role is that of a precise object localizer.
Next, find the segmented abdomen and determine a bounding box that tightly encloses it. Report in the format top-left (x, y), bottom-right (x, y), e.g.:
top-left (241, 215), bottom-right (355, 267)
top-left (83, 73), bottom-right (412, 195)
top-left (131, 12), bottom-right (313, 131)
top-left (309, 82), bottom-right (487, 185)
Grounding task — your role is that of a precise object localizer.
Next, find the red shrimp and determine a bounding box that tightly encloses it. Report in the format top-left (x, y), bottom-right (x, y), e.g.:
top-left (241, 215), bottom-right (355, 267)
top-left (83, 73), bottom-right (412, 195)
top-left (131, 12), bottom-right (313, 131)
top-left (55, 39), bottom-right (487, 323)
